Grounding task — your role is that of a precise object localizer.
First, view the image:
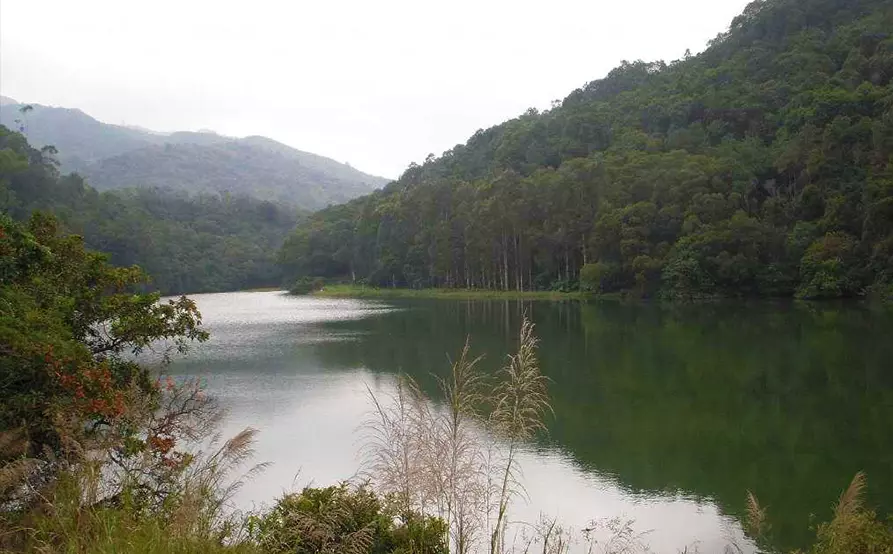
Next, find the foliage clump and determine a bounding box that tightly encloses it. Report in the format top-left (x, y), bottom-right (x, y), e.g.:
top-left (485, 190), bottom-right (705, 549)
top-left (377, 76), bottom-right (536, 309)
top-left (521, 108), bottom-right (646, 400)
top-left (249, 483), bottom-right (447, 554)
top-left (0, 213), bottom-right (259, 552)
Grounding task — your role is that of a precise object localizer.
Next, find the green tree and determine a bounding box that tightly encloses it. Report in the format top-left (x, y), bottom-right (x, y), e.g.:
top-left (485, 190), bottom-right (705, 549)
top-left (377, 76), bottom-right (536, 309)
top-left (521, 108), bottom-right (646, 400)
top-left (0, 212), bottom-right (208, 457)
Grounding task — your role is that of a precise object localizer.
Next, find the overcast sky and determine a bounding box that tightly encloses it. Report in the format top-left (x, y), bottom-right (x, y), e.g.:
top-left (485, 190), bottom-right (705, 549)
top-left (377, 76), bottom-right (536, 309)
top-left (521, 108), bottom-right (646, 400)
top-left (1, 0), bottom-right (751, 178)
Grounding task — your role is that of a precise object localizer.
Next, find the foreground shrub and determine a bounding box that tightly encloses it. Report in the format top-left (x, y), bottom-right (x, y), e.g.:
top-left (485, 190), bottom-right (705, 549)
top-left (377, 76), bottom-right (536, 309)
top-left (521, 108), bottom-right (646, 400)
top-left (4, 474), bottom-right (259, 554)
top-left (249, 483), bottom-right (447, 554)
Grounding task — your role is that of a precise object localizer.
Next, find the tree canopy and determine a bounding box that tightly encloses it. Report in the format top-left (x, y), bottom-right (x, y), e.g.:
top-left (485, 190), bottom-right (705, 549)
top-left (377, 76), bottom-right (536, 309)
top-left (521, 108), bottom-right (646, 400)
top-left (279, 0), bottom-right (893, 299)
top-left (0, 212), bottom-right (208, 456)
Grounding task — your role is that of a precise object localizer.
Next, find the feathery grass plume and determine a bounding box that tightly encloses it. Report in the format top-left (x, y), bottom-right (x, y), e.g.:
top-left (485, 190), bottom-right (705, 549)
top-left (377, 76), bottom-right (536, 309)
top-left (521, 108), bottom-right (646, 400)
top-left (439, 338), bottom-right (486, 421)
top-left (435, 337), bottom-right (487, 554)
top-left (834, 471), bottom-right (866, 521)
top-left (174, 426), bottom-right (270, 539)
top-left (362, 318), bottom-right (552, 554)
top-left (361, 376), bottom-right (431, 518)
top-left (745, 490), bottom-right (768, 538)
top-left (490, 316), bottom-right (552, 441)
top-left (809, 471), bottom-right (893, 554)
top-left (489, 314), bottom-right (552, 554)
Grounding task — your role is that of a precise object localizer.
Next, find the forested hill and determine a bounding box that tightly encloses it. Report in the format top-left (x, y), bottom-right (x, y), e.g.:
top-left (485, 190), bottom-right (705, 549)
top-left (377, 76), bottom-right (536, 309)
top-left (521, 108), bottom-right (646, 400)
top-left (0, 125), bottom-right (301, 294)
top-left (0, 102), bottom-right (389, 210)
top-left (279, 0), bottom-right (893, 300)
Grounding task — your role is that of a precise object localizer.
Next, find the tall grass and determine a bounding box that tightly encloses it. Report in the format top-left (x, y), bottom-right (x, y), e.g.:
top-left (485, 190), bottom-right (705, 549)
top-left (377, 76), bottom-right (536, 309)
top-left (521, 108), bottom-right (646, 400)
top-left (363, 315), bottom-right (554, 554)
top-left (488, 317), bottom-right (551, 554)
top-left (0, 379), bottom-right (265, 554)
top-left (437, 340), bottom-right (486, 554)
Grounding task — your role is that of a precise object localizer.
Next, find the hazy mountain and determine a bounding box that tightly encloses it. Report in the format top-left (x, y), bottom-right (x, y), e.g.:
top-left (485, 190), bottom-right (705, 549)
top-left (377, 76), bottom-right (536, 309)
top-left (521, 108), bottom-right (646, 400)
top-left (81, 140), bottom-right (387, 210)
top-left (0, 101), bottom-right (390, 209)
top-left (0, 103), bottom-right (153, 170)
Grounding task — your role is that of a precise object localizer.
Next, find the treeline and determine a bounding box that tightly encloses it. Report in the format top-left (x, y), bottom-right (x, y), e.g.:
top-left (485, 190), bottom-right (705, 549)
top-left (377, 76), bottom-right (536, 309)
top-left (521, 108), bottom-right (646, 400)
top-left (0, 125), bottom-right (301, 294)
top-left (279, 0), bottom-right (893, 299)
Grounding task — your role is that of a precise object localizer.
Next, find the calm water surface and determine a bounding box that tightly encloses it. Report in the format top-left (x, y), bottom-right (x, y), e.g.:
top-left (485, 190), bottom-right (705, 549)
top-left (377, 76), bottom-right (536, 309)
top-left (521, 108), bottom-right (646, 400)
top-left (163, 291), bottom-right (893, 553)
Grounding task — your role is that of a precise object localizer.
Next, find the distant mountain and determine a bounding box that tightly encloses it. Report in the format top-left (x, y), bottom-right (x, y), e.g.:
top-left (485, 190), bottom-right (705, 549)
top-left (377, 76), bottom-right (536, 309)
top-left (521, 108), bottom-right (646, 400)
top-left (0, 101), bottom-right (390, 210)
top-left (0, 96), bottom-right (19, 106)
top-left (81, 140), bottom-right (386, 209)
top-left (0, 103), bottom-right (152, 170)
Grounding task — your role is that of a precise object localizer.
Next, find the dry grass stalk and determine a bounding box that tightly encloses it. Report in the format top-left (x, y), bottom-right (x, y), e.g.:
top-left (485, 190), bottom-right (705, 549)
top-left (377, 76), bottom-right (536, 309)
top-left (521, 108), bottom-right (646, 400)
top-left (745, 490), bottom-right (767, 538)
top-left (489, 315), bottom-right (551, 554)
top-left (582, 517), bottom-right (652, 554)
top-left (362, 315), bottom-right (552, 554)
top-left (362, 376), bottom-right (431, 517)
top-left (174, 426), bottom-right (269, 538)
top-left (435, 338), bottom-right (487, 554)
top-left (833, 470), bottom-right (866, 521)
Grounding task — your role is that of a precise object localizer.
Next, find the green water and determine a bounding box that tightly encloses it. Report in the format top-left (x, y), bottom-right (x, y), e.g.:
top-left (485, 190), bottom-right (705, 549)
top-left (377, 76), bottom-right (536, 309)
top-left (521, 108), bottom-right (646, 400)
top-left (165, 292), bottom-right (893, 553)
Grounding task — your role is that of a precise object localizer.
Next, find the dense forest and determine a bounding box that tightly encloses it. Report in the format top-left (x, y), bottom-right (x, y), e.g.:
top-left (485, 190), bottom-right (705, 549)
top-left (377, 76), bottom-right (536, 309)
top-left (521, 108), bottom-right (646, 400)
top-left (0, 125), bottom-right (300, 294)
top-left (280, 0), bottom-right (893, 299)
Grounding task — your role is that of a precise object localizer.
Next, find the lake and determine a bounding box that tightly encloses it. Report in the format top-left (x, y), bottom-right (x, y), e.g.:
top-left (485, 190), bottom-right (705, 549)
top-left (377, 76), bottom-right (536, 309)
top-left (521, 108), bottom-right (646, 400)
top-left (161, 291), bottom-right (893, 553)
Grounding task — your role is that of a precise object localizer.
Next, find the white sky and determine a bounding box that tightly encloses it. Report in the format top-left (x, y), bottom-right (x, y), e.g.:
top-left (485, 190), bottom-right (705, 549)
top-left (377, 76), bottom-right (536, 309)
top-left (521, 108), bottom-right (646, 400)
top-left (0, 0), bottom-right (751, 179)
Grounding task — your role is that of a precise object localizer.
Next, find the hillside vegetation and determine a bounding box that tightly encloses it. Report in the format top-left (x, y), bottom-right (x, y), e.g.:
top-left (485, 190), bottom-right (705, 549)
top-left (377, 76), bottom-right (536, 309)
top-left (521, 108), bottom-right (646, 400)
top-left (0, 126), bottom-right (300, 294)
top-left (0, 102), bottom-right (389, 210)
top-left (3, 213), bottom-right (892, 554)
top-left (279, 0), bottom-right (893, 300)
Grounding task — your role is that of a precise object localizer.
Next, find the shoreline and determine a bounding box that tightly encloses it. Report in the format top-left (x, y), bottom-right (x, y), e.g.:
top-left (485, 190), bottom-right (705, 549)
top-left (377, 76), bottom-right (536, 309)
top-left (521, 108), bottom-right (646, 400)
top-left (310, 284), bottom-right (587, 300)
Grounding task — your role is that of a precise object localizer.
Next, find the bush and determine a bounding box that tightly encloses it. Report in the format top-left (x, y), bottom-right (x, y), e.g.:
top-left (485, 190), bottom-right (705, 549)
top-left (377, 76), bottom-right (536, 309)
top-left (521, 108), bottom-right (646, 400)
top-left (579, 262), bottom-right (624, 293)
top-left (289, 277), bottom-right (326, 295)
top-left (248, 483), bottom-right (447, 554)
top-left (796, 232), bottom-right (862, 299)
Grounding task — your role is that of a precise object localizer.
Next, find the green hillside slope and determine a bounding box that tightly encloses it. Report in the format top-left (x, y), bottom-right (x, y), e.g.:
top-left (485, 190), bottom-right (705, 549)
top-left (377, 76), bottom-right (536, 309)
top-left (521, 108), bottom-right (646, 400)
top-left (279, 0), bottom-right (893, 300)
top-left (0, 126), bottom-right (301, 294)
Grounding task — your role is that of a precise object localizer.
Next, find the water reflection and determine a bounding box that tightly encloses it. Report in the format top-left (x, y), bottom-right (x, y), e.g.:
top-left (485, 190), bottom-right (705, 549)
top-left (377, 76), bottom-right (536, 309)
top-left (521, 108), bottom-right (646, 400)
top-left (165, 292), bottom-right (893, 552)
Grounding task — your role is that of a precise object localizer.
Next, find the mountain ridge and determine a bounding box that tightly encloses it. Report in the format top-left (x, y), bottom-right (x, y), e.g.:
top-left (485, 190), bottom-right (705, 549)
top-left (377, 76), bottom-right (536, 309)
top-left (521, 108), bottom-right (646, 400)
top-left (0, 101), bottom-right (390, 210)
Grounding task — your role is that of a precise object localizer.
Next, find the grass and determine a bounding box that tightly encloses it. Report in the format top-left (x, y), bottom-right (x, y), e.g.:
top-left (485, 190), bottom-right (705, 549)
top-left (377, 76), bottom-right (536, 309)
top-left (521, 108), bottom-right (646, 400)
top-left (311, 284), bottom-right (585, 300)
top-left (362, 316), bottom-right (554, 554)
top-left (241, 286), bottom-right (287, 293)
